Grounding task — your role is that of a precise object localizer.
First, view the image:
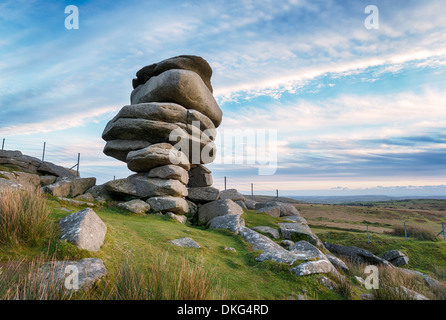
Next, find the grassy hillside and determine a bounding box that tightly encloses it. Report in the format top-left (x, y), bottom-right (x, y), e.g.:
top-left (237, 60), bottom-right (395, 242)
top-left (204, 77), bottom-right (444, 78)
top-left (1, 190), bottom-right (445, 300)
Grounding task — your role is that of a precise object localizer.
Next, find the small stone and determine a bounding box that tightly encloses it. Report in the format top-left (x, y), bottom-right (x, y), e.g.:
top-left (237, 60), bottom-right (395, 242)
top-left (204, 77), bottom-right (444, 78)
top-left (169, 237), bottom-right (200, 249)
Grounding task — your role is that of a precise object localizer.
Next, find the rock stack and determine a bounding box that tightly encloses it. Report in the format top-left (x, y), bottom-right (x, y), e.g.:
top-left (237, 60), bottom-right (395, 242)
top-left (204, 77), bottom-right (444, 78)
top-left (102, 55), bottom-right (222, 215)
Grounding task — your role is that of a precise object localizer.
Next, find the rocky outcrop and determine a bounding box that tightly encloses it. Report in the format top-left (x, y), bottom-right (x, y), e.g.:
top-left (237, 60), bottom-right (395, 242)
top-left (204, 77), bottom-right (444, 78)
top-left (280, 222), bottom-right (324, 249)
top-left (102, 56), bottom-right (222, 215)
top-left (118, 199), bottom-right (151, 214)
top-left (324, 243), bottom-right (394, 267)
top-left (208, 214), bottom-right (245, 234)
top-left (381, 250), bottom-right (409, 266)
top-left (255, 201), bottom-right (300, 217)
top-left (251, 226), bottom-right (280, 239)
top-left (59, 208), bottom-right (107, 252)
top-left (197, 199), bottom-right (243, 225)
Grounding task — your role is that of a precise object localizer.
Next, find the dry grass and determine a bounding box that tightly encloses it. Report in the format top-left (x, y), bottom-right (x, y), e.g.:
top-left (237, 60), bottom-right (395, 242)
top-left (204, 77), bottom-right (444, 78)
top-left (386, 224), bottom-right (438, 241)
top-left (0, 188), bottom-right (55, 246)
top-left (0, 251), bottom-right (228, 300)
top-left (101, 252), bottom-right (228, 300)
top-left (0, 256), bottom-right (77, 300)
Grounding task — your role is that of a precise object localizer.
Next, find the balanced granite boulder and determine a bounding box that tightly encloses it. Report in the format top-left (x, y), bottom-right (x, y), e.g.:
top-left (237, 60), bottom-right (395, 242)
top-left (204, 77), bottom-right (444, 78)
top-left (130, 69), bottom-right (222, 127)
top-left (102, 55), bottom-right (222, 213)
top-left (132, 55), bottom-right (214, 93)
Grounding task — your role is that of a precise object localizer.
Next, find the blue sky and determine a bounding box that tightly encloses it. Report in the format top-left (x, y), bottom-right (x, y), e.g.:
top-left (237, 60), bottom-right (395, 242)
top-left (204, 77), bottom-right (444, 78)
top-left (1, 0), bottom-right (445, 196)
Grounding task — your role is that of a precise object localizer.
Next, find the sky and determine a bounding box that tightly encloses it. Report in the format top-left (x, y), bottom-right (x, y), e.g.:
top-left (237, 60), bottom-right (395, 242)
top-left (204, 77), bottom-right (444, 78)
top-left (1, 0), bottom-right (446, 197)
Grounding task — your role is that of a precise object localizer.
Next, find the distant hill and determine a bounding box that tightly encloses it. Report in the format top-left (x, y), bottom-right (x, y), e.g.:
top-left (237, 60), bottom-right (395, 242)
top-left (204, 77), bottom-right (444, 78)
top-left (284, 195), bottom-right (446, 204)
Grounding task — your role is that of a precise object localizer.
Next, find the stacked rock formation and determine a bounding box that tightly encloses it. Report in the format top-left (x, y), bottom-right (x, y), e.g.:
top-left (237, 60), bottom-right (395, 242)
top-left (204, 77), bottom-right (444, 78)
top-left (102, 55), bottom-right (222, 215)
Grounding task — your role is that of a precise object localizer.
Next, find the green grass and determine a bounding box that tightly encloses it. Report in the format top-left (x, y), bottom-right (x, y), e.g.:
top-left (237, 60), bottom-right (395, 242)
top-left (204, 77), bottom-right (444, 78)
top-left (1, 192), bottom-right (446, 300)
top-left (317, 231), bottom-right (446, 275)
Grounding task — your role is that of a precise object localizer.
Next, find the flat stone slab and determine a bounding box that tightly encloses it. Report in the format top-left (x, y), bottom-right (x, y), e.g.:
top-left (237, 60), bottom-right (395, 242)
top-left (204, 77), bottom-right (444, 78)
top-left (208, 214), bottom-right (245, 234)
top-left (187, 186), bottom-right (220, 203)
top-left (39, 258), bottom-right (107, 290)
top-left (169, 237), bottom-right (200, 249)
top-left (324, 243), bottom-right (394, 267)
top-left (59, 208), bottom-right (107, 252)
top-left (146, 196), bottom-right (189, 215)
top-left (197, 199), bottom-right (243, 225)
top-left (289, 240), bottom-right (326, 260)
top-left (291, 259), bottom-right (336, 276)
top-left (251, 226), bottom-right (280, 239)
top-left (279, 222), bottom-right (324, 249)
top-left (238, 226), bottom-right (301, 265)
top-left (117, 199), bottom-right (151, 213)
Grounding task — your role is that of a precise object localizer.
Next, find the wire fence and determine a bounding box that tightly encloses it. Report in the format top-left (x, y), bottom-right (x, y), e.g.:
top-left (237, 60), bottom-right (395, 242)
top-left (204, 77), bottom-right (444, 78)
top-left (0, 137), bottom-right (128, 184)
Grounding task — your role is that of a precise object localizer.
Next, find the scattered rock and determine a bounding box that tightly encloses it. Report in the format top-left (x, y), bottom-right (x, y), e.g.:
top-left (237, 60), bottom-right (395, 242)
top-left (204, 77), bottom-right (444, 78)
top-left (251, 226), bottom-right (280, 239)
top-left (38, 161), bottom-right (76, 179)
top-left (187, 186), bottom-right (220, 203)
top-left (244, 199), bottom-right (258, 210)
top-left (57, 197), bottom-right (95, 207)
top-left (59, 208), bottom-right (107, 252)
top-left (147, 196), bottom-right (189, 215)
top-left (360, 293), bottom-right (375, 300)
top-left (118, 199), bottom-right (151, 214)
top-left (381, 250), bottom-right (409, 266)
top-left (70, 177), bottom-right (97, 197)
top-left (354, 276), bottom-right (366, 286)
top-left (224, 247), bottom-right (237, 253)
top-left (219, 189), bottom-right (245, 202)
top-left (423, 276), bottom-right (443, 290)
top-left (326, 254), bottom-right (349, 273)
top-left (235, 200), bottom-right (247, 210)
top-left (197, 199), bottom-right (243, 224)
top-left (291, 259), bottom-right (337, 277)
top-left (0, 177), bottom-right (23, 191)
top-left (289, 241), bottom-right (326, 260)
top-left (237, 226), bottom-right (300, 264)
top-left (397, 286), bottom-right (429, 300)
top-left (166, 212), bottom-right (187, 224)
top-left (280, 222), bottom-right (324, 249)
top-left (319, 276), bottom-right (336, 291)
top-left (256, 205), bottom-right (281, 217)
top-left (44, 177), bottom-right (73, 197)
top-left (255, 201), bottom-right (300, 217)
top-left (208, 214), bottom-right (245, 234)
top-left (39, 175), bottom-right (57, 186)
top-left (39, 258), bottom-right (107, 290)
top-left (324, 243), bottom-right (393, 267)
top-left (169, 237), bottom-right (200, 249)
top-left (75, 193), bottom-right (95, 202)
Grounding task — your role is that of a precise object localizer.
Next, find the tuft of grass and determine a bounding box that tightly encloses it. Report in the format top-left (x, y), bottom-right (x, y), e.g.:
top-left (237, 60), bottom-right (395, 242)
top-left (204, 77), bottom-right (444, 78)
top-left (387, 224), bottom-right (438, 241)
top-left (98, 252), bottom-right (228, 300)
top-left (0, 188), bottom-right (56, 246)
